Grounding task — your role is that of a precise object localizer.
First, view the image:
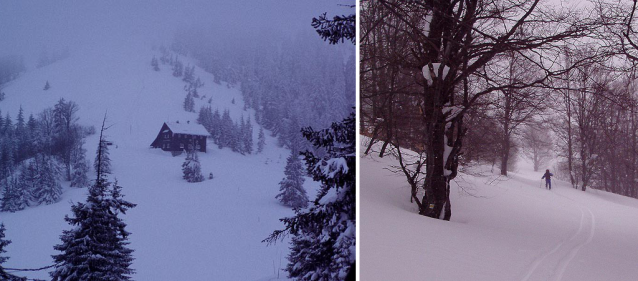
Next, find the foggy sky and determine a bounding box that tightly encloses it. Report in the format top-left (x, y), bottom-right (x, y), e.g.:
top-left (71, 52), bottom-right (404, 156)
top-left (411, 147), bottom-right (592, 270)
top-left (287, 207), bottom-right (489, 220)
top-left (0, 0), bottom-right (354, 66)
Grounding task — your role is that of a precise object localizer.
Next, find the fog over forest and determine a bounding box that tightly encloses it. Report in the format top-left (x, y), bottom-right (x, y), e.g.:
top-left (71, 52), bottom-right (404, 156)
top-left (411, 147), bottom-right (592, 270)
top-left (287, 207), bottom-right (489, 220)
top-left (0, 0), bottom-right (354, 67)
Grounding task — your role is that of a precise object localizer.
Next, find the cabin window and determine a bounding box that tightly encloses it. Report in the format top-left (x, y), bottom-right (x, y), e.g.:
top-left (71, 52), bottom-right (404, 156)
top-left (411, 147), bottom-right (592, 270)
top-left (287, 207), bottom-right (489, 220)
top-left (180, 143), bottom-right (184, 149)
top-left (196, 144), bottom-right (201, 150)
top-left (164, 133), bottom-right (169, 139)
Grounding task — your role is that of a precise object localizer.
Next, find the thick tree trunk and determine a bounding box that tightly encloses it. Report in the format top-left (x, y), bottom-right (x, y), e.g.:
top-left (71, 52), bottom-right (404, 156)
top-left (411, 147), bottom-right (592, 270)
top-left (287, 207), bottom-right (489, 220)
top-left (500, 137), bottom-right (510, 176)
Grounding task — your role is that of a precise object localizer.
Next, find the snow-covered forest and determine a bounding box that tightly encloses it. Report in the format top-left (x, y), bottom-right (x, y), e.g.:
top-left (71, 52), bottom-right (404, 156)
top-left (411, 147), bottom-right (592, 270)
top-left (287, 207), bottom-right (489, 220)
top-left (361, 0), bottom-right (638, 280)
top-left (362, 0), bottom-right (638, 218)
top-left (0, 1), bottom-right (355, 280)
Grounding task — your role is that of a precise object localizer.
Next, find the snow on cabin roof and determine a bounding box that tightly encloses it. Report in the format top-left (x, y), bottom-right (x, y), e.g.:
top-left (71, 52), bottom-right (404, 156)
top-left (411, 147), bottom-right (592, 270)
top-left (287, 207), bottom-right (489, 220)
top-left (165, 122), bottom-right (210, 136)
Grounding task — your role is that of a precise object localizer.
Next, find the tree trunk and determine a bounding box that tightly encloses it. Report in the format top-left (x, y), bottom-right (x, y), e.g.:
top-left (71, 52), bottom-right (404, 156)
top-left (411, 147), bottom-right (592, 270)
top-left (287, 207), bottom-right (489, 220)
top-left (501, 136), bottom-right (510, 176)
top-left (421, 118), bottom-right (449, 220)
top-left (364, 124), bottom-right (381, 155)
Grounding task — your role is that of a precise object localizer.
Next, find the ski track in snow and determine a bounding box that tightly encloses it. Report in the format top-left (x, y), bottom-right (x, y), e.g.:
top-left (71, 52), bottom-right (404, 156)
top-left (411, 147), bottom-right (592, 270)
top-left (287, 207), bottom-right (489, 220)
top-left (361, 136), bottom-right (638, 281)
top-left (521, 192), bottom-right (596, 281)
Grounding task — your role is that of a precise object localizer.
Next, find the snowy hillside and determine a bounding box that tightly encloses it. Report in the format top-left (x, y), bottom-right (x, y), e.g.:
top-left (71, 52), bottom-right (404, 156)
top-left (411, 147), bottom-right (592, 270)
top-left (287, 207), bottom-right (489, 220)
top-left (0, 42), bottom-right (318, 280)
top-left (361, 137), bottom-right (638, 281)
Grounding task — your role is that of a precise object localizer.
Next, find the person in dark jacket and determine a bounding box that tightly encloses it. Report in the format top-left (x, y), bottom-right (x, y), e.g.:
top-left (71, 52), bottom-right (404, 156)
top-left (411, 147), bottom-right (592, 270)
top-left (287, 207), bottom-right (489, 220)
top-left (542, 169), bottom-right (553, 190)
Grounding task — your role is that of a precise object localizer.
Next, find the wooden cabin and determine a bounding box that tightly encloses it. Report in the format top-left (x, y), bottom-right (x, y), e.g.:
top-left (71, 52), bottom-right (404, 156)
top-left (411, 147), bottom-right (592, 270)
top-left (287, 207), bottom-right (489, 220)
top-left (150, 121), bottom-right (209, 153)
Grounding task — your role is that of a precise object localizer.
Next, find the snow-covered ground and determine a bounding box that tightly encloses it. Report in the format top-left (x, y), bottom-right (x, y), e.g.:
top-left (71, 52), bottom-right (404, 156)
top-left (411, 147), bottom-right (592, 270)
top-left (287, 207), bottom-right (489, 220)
top-left (360, 138), bottom-right (638, 281)
top-left (0, 42), bottom-right (318, 280)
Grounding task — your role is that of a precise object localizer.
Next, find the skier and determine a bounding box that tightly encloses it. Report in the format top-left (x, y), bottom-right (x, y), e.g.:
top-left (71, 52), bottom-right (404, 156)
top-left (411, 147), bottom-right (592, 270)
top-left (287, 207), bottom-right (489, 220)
top-left (541, 169), bottom-right (553, 190)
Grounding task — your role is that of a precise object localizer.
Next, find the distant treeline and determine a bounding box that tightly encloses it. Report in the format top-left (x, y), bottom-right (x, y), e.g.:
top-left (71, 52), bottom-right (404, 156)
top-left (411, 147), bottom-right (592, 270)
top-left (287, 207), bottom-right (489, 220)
top-left (0, 55), bottom-right (25, 86)
top-left (164, 29), bottom-right (355, 152)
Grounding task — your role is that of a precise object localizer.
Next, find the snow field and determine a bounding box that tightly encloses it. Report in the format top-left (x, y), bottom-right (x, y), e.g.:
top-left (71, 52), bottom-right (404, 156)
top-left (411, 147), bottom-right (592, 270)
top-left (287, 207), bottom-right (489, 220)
top-left (360, 137), bottom-right (638, 281)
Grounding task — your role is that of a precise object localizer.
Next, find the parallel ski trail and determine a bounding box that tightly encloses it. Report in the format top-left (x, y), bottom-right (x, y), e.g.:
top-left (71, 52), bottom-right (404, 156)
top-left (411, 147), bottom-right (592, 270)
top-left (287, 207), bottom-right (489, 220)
top-left (552, 206), bottom-right (595, 281)
top-left (520, 191), bottom-right (596, 281)
top-left (520, 206), bottom-right (585, 281)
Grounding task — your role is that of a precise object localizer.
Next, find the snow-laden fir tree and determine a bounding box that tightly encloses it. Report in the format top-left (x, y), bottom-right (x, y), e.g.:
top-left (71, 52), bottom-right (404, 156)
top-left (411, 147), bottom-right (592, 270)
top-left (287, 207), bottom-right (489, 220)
top-left (70, 157), bottom-right (90, 188)
top-left (0, 177), bottom-right (25, 212)
top-left (218, 110), bottom-right (234, 149)
top-left (211, 109), bottom-right (221, 142)
top-left (243, 117), bottom-right (254, 154)
top-left (0, 223), bottom-right (25, 281)
top-left (51, 117), bottom-right (136, 281)
top-left (265, 112), bottom-right (355, 281)
top-left (14, 107), bottom-right (27, 162)
top-left (257, 127), bottom-right (266, 153)
top-left (183, 65), bottom-right (195, 83)
top-left (51, 179), bottom-right (135, 281)
top-left (43, 80), bottom-right (50, 90)
top-left (275, 148), bottom-right (308, 208)
top-left (17, 162), bottom-right (37, 202)
top-left (172, 60), bottom-right (183, 77)
top-left (31, 154), bottom-right (62, 205)
top-left (182, 151), bottom-right (204, 183)
top-left (185, 82), bottom-right (199, 98)
top-left (1, 164), bottom-right (35, 212)
top-left (94, 138), bottom-right (111, 175)
top-left (0, 223), bottom-right (9, 276)
top-left (70, 139), bottom-right (89, 188)
top-left (183, 92), bottom-right (195, 112)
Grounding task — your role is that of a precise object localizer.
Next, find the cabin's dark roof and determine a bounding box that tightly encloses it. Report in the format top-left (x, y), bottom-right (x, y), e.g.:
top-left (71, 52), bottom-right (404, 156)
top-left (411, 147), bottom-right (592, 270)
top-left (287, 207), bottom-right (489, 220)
top-left (165, 122), bottom-right (209, 136)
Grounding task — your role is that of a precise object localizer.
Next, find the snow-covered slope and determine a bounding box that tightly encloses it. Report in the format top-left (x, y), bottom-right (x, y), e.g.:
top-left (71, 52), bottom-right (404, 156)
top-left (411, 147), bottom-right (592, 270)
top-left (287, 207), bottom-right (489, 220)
top-left (360, 138), bottom-right (638, 281)
top-left (1, 42), bottom-right (317, 280)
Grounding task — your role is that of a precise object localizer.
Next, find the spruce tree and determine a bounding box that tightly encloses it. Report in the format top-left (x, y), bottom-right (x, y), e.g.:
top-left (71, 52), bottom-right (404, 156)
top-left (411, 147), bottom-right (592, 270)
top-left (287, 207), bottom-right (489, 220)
top-left (219, 110), bottom-right (233, 149)
top-left (31, 154), bottom-right (62, 205)
top-left (94, 139), bottom-right (111, 175)
top-left (0, 223), bottom-right (24, 280)
top-left (51, 117), bottom-right (135, 281)
top-left (211, 109), bottom-right (221, 143)
top-left (257, 127), bottom-right (266, 153)
top-left (238, 116), bottom-right (247, 155)
top-left (44, 80), bottom-right (50, 90)
top-left (14, 107), bottom-right (26, 162)
top-left (172, 60), bottom-right (183, 77)
top-left (275, 149), bottom-right (308, 208)
top-left (182, 151), bottom-right (204, 183)
top-left (243, 117), bottom-right (254, 154)
top-left (0, 223), bottom-right (9, 274)
top-left (0, 142), bottom-right (14, 180)
top-left (265, 113), bottom-right (355, 281)
top-left (183, 65), bottom-right (194, 83)
top-left (70, 140), bottom-right (89, 188)
top-left (197, 106), bottom-right (213, 134)
top-left (17, 163), bottom-right (36, 205)
top-left (1, 177), bottom-right (24, 212)
top-left (183, 92), bottom-right (195, 112)
top-left (25, 114), bottom-right (37, 157)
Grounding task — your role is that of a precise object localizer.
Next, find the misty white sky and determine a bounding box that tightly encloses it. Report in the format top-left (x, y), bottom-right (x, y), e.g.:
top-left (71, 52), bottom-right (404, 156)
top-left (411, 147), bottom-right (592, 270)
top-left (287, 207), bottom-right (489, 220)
top-left (0, 0), bottom-right (354, 65)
